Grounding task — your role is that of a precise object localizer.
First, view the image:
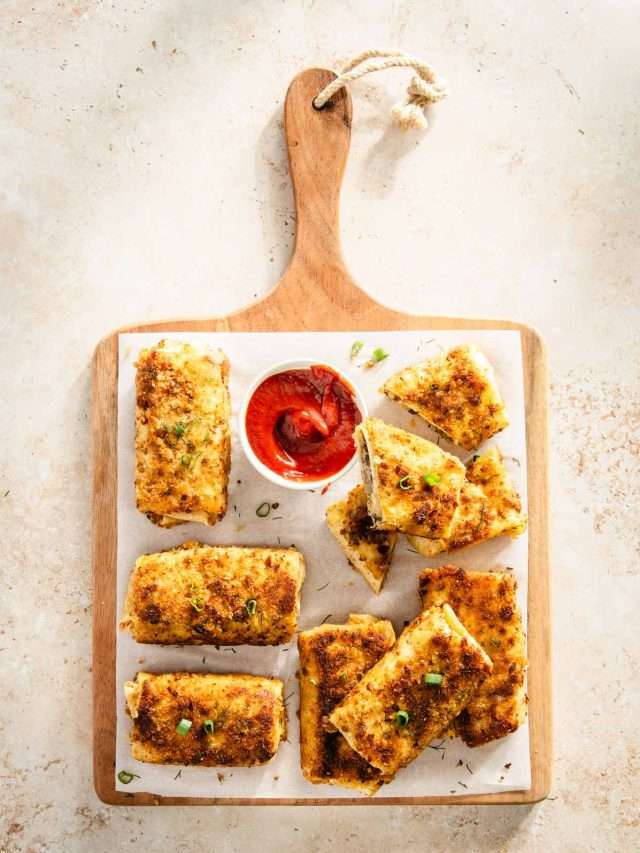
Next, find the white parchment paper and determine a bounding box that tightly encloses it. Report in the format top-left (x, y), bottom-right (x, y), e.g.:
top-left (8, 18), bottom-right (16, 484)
top-left (115, 330), bottom-right (530, 799)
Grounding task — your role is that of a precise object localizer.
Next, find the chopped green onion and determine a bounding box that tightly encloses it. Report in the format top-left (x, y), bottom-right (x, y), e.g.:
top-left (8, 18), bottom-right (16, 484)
top-left (366, 347), bottom-right (390, 367)
top-left (393, 710), bottom-right (410, 728)
top-left (256, 502), bottom-right (271, 518)
top-left (424, 672), bottom-right (443, 686)
top-left (117, 770), bottom-right (139, 784)
top-left (175, 718), bottom-right (192, 736)
top-left (180, 454), bottom-right (192, 467)
top-left (190, 596), bottom-right (204, 612)
top-left (203, 719), bottom-right (215, 735)
top-left (423, 472), bottom-right (440, 486)
top-left (245, 598), bottom-right (257, 616)
top-left (173, 421), bottom-right (187, 437)
top-left (398, 475), bottom-right (412, 490)
top-left (350, 340), bottom-right (364, 359)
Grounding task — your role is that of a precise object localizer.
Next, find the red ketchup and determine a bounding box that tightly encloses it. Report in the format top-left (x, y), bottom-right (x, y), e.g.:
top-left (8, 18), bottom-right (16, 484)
top-left (246, 365), bottom-right (362, 482)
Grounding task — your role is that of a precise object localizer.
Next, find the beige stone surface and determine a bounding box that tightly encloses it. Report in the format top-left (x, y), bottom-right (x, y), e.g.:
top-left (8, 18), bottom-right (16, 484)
top-left (1, 1), bottom-right (638, 851)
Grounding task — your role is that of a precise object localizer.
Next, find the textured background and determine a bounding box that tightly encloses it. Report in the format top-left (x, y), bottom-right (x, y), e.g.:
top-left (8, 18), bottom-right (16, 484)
top-left (1, 1), bottom-right (638, 851)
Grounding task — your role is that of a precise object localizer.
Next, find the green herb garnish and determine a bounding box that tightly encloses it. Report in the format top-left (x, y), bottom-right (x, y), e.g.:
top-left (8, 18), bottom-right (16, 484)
top-left (366, 347), bottom-right (389, 367)
top-left (175, 718), bottom-right (192, 736)
top-left (350, 340), bottom-right (364, 359)
top-left (393, 710), bottom-right (410, 728)
top-left (190, 597), bottom-right (204, 612)
top-left (203, 719), bottom-right (215, 735)
top-left (424, 672), bottom-right (443, 686)
top-left (173, 421), bottom-right (187, 437)
top-left (180, 451), bottom-right (203, 470)
top-left (423, 472), bottom-right (440, 486)
top-left (256, 502), bottom-right (271, 518)
top-left (245, 598), bottom-right (257, 616)
top-left (117, 770), bottom-right (140, 784)
top-left (398, 475), bottom-right (412, 490)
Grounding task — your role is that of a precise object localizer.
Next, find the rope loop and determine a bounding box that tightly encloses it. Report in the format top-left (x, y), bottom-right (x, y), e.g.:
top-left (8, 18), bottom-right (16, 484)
top-left (313, 49), bottom-right (448, 130)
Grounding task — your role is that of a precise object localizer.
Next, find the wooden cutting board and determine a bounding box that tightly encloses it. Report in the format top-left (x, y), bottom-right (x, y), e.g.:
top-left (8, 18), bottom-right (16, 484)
top-left (92, 68), bottom-right (551, 806)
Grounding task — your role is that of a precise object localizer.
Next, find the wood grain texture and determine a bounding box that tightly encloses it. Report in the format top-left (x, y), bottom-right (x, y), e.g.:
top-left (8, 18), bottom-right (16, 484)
top-left (92, 68), bottom-right (551, 806)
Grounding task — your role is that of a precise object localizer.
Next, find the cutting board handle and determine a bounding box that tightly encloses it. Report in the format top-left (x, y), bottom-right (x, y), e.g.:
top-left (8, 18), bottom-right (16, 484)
top-left (283, 68), bottom-right (352, 275)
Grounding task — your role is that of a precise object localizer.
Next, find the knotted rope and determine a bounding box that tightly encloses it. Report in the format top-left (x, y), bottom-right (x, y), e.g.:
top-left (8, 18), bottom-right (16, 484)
top-left (313, 49), bottom-right (448, 130)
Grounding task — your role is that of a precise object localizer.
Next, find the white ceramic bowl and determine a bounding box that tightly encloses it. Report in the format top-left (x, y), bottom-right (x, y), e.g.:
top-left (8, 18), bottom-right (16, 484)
top-left (239, 358), bottom-right (368, 491)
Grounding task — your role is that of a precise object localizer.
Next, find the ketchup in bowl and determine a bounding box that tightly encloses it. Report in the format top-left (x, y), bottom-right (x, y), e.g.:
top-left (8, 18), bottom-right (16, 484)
top-left (245, 365), bottom-right (363, 482)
